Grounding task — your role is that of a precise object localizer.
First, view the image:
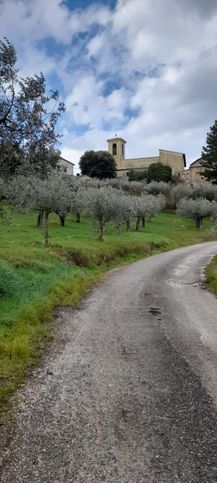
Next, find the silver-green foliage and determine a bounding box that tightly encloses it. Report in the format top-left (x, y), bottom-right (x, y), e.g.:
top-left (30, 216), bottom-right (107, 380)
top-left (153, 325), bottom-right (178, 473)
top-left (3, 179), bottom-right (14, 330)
top-left (5, 175), bottom-right (72, 245)
top-left (132, 194), bottom-right (165, 231)
top-left (3, 175), bottom-right (166, 242)
top-left (143, 181), bottom-right (171, 196)
top-left (177, 197), bottom-right (217, 228)
top-left (82, 186), bottom-right (120, 240)
top-left (82, 185), bottom-right (165, 239)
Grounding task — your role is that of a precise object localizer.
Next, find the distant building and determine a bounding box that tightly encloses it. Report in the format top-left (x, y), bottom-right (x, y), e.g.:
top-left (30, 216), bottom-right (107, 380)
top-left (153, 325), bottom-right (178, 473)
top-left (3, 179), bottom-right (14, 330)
top-left (107, 137), bottom-right (186, 176)
top-left (58, 156), bottom-right (75, 175)
top-left (181, 158), bottom-right (208, 186)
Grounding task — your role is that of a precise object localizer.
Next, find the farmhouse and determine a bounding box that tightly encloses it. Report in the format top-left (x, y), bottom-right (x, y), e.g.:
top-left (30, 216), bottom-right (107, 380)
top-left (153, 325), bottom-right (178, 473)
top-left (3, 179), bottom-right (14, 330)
top-left (107, 137), bottom-right (186, 177)
top-left (58, 156), bottom-right (75, 175)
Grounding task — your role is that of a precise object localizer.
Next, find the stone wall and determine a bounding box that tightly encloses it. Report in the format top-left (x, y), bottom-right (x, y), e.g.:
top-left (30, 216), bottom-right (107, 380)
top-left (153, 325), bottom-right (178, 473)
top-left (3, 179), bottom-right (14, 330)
top-left (58, 157), bottom-right (74, 175)
top-left (116, 156), bottom-right (159, 175)
top-left (181, 164), bottom-right (207, 186)
top-left (159, 150), bottom-right (185, 176)
top-left (116, 151), bottom-right (185, 176)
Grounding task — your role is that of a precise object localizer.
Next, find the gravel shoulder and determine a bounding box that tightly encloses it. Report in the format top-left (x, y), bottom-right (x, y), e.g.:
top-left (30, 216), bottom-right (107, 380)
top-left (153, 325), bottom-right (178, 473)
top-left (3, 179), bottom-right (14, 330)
top-left (1, 242), bottom-right (217, 482)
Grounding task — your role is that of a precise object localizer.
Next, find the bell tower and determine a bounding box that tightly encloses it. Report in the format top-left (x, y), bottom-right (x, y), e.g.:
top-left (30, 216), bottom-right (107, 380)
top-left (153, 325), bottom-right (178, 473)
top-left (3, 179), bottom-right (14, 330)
top-left (107, 137), bottom-right (127, 171)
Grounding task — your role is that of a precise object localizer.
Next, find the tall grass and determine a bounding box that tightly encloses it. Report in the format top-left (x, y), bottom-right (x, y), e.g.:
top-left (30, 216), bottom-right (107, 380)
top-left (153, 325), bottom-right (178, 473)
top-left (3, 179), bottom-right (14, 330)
top-left (206, 255), bottom-right (217, 294)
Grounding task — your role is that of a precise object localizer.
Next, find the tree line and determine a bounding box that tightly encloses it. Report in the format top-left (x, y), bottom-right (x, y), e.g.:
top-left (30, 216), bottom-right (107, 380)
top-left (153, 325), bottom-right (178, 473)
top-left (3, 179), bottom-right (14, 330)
top-left (1, 176), bottom-right (166, 244)
top-left (1, 176), bottom-right (217, 247)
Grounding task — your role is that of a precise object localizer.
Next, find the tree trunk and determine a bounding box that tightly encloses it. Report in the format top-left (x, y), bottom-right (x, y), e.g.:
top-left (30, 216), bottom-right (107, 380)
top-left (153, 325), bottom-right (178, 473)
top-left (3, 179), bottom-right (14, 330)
top-left (75, 212), bottom-right (80, 223)
top-left (136, 217), bottom-right (141, 232)
top-left (126, 219), bottom-right (131, 232)
top-left (37, 210), bottom-right (44, 228)
top-left (99, 221), bottom-right (104, 241)
top-left (195, 215), bottom-right (202, 229)
top-left (59, 214), bottom-right (65, 226)
top-left (115, 221), bottom-right (120, 232)
top-left (142, 216), bottom-right (145, 227)
top-left (44, 211), bottom-right (49, 247)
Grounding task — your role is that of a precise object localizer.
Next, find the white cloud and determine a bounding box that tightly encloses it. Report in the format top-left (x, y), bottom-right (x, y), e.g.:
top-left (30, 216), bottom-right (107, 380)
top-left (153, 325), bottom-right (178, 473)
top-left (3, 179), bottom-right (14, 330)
top-left (65, 74), bottom-right (127, 127)
top-left (0, 0), bottom-right (111, 44)
top-left (1, 0), bottom-right (217, 165)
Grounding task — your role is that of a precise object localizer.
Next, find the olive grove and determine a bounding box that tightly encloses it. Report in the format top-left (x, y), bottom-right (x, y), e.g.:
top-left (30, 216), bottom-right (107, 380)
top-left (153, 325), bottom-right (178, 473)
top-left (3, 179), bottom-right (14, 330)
top-left (2, 173), bottom-right (217, 245)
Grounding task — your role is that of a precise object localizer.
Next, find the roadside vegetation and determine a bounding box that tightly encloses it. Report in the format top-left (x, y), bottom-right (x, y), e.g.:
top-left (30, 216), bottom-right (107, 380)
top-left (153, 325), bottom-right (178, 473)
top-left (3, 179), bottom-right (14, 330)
top-left (206, 254), bottom-right (217, 295)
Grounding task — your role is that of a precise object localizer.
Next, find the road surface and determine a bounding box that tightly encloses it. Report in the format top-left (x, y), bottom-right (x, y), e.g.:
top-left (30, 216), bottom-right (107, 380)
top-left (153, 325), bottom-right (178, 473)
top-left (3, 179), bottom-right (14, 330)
top-left (1, 242), bottom-right (217, 482)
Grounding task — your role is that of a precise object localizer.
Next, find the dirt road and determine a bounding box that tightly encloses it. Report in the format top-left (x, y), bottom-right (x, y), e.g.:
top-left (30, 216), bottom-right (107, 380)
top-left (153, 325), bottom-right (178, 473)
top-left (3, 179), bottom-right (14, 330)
top-left (1, 242), bottom-right (217, 482)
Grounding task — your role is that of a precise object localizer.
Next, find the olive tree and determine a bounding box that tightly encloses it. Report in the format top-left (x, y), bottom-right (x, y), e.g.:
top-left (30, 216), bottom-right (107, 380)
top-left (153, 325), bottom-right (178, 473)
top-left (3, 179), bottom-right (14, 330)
top-left (110, 193), bottom-right (135, 232)
top-left (64, 176), bottom-right (88, 223)
top-left (172, 184), bottom-right (193, 208)
top-left (143, 181), bottom-right (171, 196)
top-left (190, 185), bottom-right (217, 202)
top-left (143, 181), bottom-right (173, 210)
top-left (177, 198), bottom-right (217, 229)
top-left (5, 175), bottom-right (71, 246)
top-left (133, 194), bottom-right (165, 231)
top-left (82, 186), bottom-right (121, 241)
top-left (0, 38), bottom-right (65, 178)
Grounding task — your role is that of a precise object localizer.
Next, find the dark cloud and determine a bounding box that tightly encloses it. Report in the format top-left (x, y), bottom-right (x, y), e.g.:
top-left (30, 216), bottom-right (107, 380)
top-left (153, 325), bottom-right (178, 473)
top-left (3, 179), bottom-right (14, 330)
top-left (180, 0), bottom-right (217, 17)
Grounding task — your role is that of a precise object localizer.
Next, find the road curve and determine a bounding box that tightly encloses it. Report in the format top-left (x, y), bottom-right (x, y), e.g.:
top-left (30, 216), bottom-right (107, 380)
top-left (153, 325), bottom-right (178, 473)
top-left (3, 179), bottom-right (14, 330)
top-left (1, 242), bottom-right (217, 483)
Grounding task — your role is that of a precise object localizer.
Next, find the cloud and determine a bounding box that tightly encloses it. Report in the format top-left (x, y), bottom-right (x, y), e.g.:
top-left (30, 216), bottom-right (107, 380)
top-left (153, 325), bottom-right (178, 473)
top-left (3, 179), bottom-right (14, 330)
top-left (0, 0), bottom-right (111, 44)
top-left (65, 74), bottom-right (127, 128)
top-left (1, 0), bottom-right (217, 166)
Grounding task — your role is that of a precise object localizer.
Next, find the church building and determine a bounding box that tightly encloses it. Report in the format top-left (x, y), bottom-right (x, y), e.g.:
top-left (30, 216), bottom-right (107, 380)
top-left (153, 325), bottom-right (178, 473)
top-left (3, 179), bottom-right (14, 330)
top-left (107, 137), bottom-right (186, 177)
top-left (180, 158), bottom-right (208, 186)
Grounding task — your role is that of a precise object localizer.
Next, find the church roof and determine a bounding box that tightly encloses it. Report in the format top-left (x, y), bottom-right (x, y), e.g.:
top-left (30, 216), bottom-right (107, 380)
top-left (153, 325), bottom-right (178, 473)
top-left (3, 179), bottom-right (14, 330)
top-left (189, 157), bottom-right (203, 168)
top-left (59, 156), bottom-right (75, 166)
top-left (107, 137), bottom-right (127, 144)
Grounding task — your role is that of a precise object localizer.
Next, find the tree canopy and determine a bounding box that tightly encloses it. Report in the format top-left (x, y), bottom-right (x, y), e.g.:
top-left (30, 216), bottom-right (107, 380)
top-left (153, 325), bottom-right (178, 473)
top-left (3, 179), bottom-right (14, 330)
top-left (0, 37), bottom-right (65, 178)
top-left (79, 150), bottom-right (116, 179)
top-left (128, 170), bottom-right (148, 181)
top-left (201, 120), bottom-right (217, 184)
top-left (146, 162), bottom-right (172, 183)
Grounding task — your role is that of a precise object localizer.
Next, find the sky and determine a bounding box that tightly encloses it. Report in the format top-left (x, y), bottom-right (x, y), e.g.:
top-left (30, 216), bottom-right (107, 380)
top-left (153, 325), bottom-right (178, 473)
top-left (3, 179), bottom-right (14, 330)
top-left (1, 0), bottom-right (217, 173)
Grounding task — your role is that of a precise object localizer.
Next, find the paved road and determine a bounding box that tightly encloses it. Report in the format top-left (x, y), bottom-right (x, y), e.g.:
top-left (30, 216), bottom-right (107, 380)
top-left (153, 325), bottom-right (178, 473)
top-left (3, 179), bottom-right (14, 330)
top-left (1, 242), bottom-right (217, 483)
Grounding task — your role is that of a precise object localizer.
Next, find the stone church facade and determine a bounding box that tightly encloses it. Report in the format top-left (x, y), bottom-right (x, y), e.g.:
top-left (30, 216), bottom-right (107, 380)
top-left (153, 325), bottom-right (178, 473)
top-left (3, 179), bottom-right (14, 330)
top-left (107, 137), bottom-right (186, 177)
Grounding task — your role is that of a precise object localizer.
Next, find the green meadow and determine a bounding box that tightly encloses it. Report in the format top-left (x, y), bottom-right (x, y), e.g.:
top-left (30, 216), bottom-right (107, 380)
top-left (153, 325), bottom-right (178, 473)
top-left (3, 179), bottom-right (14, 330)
top-left (0, 211), bottom-right (215, 419)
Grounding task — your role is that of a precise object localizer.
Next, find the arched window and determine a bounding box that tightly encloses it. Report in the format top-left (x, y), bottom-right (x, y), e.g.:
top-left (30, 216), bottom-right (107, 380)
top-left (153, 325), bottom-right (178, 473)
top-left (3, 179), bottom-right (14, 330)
top-left (122, 144), bottom-right (124, 157)
top-left (113, 143), bottom-right (117, 156)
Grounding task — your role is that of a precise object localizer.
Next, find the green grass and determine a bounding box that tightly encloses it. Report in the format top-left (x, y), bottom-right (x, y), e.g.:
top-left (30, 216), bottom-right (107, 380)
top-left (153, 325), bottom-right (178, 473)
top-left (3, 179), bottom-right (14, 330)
top-left (206, 253), bottom-right (217, 294)
top-left (0, 211), bottom-right (215, 420)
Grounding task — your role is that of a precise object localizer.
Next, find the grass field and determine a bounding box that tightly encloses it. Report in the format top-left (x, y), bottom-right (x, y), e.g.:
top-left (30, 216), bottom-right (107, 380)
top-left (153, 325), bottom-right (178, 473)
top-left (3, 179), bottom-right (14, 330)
top-left (0, 210), bottom-right (216, 419)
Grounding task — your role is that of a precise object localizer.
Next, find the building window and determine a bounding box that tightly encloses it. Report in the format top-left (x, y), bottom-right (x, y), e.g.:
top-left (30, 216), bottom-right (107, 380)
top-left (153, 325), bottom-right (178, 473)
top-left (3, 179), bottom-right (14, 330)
top-left (112, 143), bottom-right (117, 156)
top-left (122, 143), bottom-right (124, 157)
top-left (63, 167), bottom-right (67, 173)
